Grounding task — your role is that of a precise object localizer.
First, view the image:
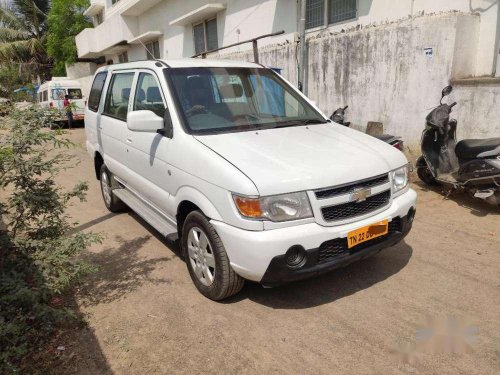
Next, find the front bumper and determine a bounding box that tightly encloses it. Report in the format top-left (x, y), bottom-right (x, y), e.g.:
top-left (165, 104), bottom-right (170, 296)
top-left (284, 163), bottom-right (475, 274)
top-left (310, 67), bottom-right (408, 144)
top-left (211, 188), bottom-right (417, 283)
top-left (260, 212), bottom-right (413, 286)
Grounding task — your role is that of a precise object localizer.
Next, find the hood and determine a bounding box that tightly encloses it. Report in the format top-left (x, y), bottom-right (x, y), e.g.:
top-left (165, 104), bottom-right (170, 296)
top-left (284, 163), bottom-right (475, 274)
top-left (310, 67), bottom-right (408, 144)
top-left (195, 124), bottom-right (408, 196)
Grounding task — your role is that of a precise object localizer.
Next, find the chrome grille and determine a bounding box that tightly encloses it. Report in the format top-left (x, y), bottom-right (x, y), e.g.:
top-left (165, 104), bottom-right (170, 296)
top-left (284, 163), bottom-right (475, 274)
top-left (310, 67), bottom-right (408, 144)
top-left (317, 217), bottom-right (401, 264)
top-left (321, 190), bottom-right (391, 222)
top-left (315, 174), bottom-right (389, 200)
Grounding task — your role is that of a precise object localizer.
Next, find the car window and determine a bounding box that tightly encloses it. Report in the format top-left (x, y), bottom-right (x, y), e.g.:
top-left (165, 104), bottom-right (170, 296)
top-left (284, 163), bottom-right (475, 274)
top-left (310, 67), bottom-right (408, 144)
top-left (103, 72), bottom-right (135, 121)
top-left (67, 88), bottom-right (83, 99)
top-left (52, 89), bottom-right (66, 100)
top-left (88, 72), bottom-right (108, 112)
top-left (133, 73), bottom-right (165, 118)
top-left (42, 90), bottom-right (48, 102)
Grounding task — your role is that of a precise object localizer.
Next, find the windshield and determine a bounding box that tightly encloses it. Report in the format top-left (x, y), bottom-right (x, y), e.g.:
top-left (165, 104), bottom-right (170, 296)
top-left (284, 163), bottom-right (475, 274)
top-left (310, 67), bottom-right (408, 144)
top-left (164, 67), bottom-right (326, 134)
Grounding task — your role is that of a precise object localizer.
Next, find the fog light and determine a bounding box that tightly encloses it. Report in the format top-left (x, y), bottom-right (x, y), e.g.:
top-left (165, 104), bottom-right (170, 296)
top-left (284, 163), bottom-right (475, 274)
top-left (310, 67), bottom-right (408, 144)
top-left (407, 207), bottom-right (416, 223)
top-left (285, 245), bottom-right (307, 268)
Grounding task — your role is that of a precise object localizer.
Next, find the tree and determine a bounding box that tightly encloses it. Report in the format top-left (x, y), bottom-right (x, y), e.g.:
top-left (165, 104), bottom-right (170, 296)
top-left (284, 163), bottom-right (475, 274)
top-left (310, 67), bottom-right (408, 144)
top-left (47, 0), bottom-right (91, 76)
top-left (0, 0), bottom-right (51, 81)
top-left (0, 64), bottom-right (23, 98)
top-left (0, 106), bottom-right (101, 372)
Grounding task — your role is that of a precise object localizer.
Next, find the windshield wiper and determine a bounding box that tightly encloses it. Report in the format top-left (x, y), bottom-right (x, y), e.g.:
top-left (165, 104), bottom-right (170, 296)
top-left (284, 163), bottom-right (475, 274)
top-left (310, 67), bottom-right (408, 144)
top-left (274, 119), bottom-right (328, 128)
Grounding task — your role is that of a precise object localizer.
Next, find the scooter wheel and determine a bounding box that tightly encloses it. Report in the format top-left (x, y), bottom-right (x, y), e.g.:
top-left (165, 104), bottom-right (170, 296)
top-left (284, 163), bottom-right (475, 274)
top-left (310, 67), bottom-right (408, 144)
top-left (417, 164), bottom-right (439, 186)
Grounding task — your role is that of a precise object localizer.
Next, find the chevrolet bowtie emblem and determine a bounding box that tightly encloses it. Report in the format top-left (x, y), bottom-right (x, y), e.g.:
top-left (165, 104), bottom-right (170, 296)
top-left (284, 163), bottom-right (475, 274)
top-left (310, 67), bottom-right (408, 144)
top-left (351, 188), bottom-right (371, 203)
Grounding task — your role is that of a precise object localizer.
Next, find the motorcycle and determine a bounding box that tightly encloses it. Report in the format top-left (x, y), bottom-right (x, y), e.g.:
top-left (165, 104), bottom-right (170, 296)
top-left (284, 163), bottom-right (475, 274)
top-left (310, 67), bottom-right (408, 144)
top-left (416, 85), bottom-right (500, 205)
top-left (330, 106), bottom-right (404, 150)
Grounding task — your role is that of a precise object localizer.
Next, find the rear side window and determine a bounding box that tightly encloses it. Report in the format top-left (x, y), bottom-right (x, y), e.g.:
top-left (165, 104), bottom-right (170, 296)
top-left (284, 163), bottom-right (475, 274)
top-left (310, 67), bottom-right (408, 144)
top-left (67, 88), bottom-right (83, 99)
top-left (42, 90), bottom-right (48, 102)
top-left (103, 72), bottom-right (135, 121)
top-left (52, 88), bottom-right (66, 100)
top-left (88, 72), bottom-right (108, 112)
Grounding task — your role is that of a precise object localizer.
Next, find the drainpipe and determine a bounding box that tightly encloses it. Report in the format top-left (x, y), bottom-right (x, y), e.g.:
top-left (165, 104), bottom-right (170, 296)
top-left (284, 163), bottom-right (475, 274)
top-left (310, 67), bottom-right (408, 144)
top-left (298, 0), bottom-right (307, 92)
top-left (493, 1), bottom-right (500, 76)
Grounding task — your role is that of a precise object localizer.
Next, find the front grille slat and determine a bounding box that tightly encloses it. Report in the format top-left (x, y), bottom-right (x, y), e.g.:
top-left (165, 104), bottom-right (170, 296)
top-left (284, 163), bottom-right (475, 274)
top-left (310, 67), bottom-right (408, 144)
top-left (317, 217), bottom-right (401, 264)
top-left (321, 190), bottom-right (391, 222)
top-left (315, 174), bottom-right (389, 200)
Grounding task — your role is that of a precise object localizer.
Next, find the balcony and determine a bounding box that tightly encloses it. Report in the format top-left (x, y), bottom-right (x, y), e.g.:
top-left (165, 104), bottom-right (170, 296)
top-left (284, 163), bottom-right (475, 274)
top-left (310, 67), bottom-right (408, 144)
top-left (76, 13), bottom-right (136, 58)
top-left (105, 0), bottom-right (164, 17)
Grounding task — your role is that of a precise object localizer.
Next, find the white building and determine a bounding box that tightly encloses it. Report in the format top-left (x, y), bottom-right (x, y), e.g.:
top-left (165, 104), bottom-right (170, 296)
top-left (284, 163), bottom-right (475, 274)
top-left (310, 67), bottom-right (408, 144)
top-left (74, 0), bottom-right (500, 147)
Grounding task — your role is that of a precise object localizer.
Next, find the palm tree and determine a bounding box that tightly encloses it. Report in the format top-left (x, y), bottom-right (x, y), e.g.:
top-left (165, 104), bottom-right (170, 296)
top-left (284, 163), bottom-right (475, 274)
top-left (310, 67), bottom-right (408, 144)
top-left (0, 0), bottom-right (51, 81)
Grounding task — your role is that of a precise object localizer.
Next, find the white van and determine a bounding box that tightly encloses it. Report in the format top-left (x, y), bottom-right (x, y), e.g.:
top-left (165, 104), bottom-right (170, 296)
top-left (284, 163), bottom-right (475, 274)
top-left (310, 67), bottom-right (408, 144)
top-left (37, 78), bottom-right (86, 122)
top-left (85, 59), bottom-right (417, 300)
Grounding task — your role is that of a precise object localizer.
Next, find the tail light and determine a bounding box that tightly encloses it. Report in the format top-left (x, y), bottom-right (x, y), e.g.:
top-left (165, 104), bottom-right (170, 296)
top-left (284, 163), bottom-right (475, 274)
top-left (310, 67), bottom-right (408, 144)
top-left (392, 140), bottom-right (404, 151)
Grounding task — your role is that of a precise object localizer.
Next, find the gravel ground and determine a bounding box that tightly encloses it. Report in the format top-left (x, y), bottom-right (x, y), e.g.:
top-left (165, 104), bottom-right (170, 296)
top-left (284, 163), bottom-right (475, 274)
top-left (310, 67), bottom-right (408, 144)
top-left (56, 128), bottom-right (499, 374)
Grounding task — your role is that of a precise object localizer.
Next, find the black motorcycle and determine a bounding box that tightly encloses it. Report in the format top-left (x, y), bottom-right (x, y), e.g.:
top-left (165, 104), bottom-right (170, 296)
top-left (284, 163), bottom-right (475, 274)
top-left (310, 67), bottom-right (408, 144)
top-left (416, 85), bottom-right (500, 205)
top-left (330, 106), bottom-right (404, 150)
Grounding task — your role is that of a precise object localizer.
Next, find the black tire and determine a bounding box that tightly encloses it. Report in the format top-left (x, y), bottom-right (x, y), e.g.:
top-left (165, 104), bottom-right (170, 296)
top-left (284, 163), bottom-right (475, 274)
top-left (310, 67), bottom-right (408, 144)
top-left (182, 210), bottom-right (244, 301)
top-left (99, 165), bottom-right (126, 212)
top-left (416, 158), bottom-right (439, 186)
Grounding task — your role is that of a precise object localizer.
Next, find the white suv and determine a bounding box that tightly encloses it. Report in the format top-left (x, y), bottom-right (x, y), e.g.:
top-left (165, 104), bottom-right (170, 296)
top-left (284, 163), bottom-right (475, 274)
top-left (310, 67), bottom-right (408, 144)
top-left (85, 59), bottom-right (417, 300)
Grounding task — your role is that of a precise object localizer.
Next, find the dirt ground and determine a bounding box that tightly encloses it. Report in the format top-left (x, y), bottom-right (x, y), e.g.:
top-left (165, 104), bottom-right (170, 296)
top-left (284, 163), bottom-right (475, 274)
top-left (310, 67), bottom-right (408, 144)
top-left (53, 128), bottom-right (499, 374)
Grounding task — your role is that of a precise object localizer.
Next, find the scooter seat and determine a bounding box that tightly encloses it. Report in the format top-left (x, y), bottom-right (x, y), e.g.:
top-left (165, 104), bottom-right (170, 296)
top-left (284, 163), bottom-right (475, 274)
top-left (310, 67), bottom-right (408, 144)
top-left (455, 138), bottom-right (500, 159)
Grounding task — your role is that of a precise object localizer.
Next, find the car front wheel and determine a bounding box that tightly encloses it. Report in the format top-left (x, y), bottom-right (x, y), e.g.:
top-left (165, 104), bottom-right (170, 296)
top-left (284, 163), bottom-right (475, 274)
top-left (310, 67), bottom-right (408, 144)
top-left (182, 210), bottom-right (244, 300)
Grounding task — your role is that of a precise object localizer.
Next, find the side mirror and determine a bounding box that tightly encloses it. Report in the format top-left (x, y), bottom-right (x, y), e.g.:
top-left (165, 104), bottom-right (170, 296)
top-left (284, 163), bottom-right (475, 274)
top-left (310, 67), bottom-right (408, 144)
top-left (127, 110), bottom-right (164, 132)
top-left (440, 85), bottom-right (453, 103)
top-left (163, 109), bottom-right (173, 138)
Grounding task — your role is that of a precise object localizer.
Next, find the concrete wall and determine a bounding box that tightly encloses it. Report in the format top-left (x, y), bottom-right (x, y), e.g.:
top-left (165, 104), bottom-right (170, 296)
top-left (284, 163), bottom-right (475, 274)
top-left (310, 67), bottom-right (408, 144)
top-left (65, 63), bottom-right (98, 98)
top-left (451, 82), bottom-right (500, 140)
top-left (212, 12), bottom-right (500, 150)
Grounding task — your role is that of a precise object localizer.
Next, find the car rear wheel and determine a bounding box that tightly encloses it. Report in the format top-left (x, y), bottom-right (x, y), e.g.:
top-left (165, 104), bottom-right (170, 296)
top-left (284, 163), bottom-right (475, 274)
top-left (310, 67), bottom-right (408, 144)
top-left (99, 165), bottom-right (126, 212)
top-left (182, 210), bottom-right (244, 300)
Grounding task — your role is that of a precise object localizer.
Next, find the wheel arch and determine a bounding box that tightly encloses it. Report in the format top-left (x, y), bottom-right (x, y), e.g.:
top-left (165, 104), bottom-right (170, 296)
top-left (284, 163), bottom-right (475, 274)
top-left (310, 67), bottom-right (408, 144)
top-left (174, 187), bottom-right (224, 235)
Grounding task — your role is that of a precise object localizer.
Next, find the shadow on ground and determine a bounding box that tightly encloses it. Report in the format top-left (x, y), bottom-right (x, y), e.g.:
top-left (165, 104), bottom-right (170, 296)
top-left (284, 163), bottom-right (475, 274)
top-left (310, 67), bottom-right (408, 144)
top-left (225, 242), bottom-right (413, 309)
top-left (413, 181), bottom-right (499, 217)
top-left (78, 232), bottom-right (173, 307)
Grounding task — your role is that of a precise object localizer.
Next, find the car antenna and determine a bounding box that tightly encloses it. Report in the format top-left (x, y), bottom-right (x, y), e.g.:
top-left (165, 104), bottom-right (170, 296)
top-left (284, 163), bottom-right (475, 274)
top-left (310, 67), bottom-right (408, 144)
top-left (137, 38), bottom-right (170, 68)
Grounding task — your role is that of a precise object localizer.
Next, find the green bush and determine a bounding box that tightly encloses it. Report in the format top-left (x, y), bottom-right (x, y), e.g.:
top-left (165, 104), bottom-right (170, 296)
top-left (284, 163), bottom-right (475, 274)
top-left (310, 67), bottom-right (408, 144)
top-left (0, 106), bottom-right (101, 372)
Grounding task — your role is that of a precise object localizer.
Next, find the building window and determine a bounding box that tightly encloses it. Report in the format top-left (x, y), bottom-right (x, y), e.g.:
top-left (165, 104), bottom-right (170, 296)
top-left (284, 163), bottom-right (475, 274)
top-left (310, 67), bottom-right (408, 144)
top-left (306, 0), bottom-right (325, 29)
top-left (146, 40), bottom-right (161, 60)
top-left (306, 0), bottom-right (357, 29)
top-left (193, 18), bottom-right (218, 54)
top-left (328, 0), bottom-right (357, 24)
top-left (118, 51), bottom-right (128, 63)
top-left (111, 0), bottom-right (121, 5)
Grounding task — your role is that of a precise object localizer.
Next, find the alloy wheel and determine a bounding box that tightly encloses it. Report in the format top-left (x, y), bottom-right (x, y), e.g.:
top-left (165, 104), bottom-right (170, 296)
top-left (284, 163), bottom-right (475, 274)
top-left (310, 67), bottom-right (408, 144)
top-left (187, 227), bottom-right (216, 286)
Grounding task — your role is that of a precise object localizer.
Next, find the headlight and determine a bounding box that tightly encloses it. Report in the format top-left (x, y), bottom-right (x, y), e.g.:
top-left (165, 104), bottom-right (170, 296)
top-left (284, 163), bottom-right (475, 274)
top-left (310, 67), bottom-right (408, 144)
top-left (233, 192), bottom-right (313, 222)
top-left (391, 165), bottom-right (409, 194)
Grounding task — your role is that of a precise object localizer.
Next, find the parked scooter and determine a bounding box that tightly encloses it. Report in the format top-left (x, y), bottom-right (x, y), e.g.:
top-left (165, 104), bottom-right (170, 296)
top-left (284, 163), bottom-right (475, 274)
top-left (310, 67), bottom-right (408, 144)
top-left (416, 85), bottom-right (500, 205)
top-left (330, 106), bottom-right (404, 150)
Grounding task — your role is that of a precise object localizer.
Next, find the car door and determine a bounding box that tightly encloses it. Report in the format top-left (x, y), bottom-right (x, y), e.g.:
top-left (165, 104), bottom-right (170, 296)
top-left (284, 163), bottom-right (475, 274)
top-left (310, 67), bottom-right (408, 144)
top-left (99, 70), bottom-right (136, 183)
top-left (126, 70), bottom-right (172, 216)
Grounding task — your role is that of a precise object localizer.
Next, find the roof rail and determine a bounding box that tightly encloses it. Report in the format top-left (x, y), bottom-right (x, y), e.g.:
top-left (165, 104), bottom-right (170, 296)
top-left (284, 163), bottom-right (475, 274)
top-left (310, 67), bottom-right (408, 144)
top-left (191, 30), bottom-right (285, 63)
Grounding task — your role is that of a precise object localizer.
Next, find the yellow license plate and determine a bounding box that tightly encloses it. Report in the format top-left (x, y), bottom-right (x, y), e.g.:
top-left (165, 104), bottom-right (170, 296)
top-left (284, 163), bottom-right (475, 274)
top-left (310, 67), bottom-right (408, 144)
top-left (347, 220), bottom-right (389, 249)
